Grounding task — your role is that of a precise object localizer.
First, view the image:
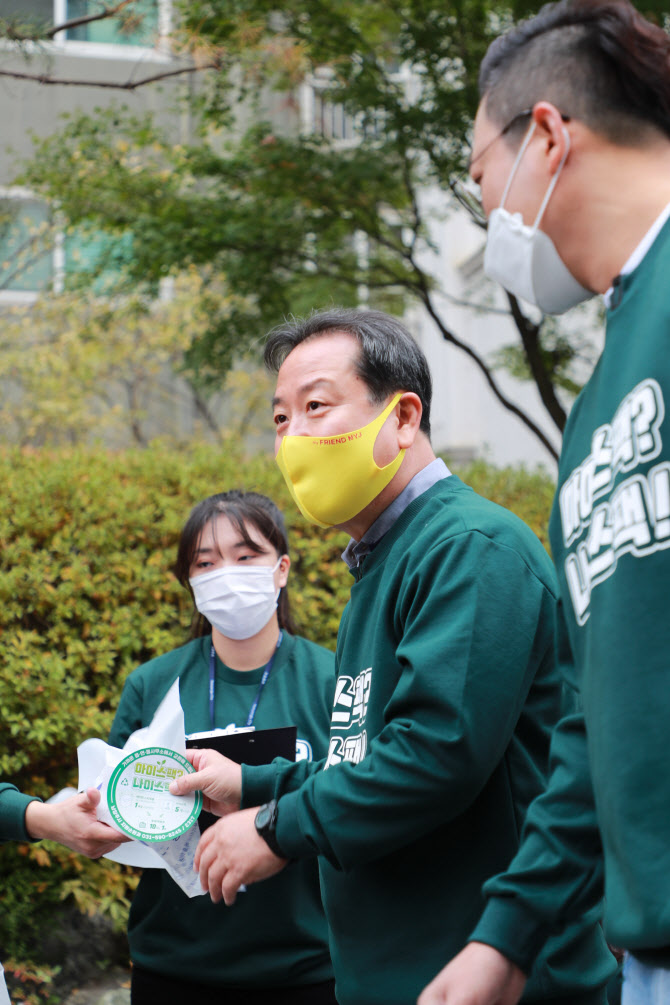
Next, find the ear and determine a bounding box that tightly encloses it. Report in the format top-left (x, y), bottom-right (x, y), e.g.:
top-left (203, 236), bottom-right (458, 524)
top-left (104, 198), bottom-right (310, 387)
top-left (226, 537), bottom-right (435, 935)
top-left (532, 101), bottom-right (570, 175)
top-left (396, 392), bottom-right (423, 449)
top-left (277, 554), bottom-right (290, 588)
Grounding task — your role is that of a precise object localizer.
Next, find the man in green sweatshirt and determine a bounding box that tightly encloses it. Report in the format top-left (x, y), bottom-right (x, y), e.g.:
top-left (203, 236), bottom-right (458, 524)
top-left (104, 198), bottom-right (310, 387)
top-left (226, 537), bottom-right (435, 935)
top-left (418, 1), bottom-right (670, 1003)
top-left (173, 307), bottom-right (615, 1005)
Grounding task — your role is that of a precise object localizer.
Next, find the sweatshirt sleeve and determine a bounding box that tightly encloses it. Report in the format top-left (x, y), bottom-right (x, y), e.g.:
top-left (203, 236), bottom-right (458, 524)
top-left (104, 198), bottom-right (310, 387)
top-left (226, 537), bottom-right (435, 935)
top-left (241, 758), bottom-right (325, 808)
top-left (241, 637), bottom-right (334, 807)
top-left (0, 783), bottom-right (40, 843)
top-left (275, 531), bottom-right (559, 870)
top-left (469, 599), bottom-right (604, 973)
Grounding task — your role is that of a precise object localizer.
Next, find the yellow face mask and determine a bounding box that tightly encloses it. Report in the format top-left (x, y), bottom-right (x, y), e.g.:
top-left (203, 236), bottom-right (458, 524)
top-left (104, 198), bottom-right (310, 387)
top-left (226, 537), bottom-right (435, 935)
top-left (276, 393), bottom-right (406, 528)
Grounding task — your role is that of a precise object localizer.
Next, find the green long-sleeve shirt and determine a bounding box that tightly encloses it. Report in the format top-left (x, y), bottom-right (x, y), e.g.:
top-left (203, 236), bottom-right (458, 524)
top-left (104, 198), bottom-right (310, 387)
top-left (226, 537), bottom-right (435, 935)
top-left (242, 476), bottom-right (615, 1005)
top-left (0, 783), bottom-right (38, 842)
top-left (109, 631), bottom-right (335, 989)
top-left (473, 213), bottom-right (670, 965)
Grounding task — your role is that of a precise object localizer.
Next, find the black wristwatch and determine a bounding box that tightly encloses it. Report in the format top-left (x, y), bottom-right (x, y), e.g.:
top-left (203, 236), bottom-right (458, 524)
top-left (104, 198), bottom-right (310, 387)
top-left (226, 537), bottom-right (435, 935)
top-left (255, 799), bottom-right (286, 858)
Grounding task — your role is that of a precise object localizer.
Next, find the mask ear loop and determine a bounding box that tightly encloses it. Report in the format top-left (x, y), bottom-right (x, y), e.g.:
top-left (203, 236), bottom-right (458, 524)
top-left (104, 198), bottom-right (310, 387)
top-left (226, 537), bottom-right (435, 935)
top-left (371, 392), bottom-right (405, 473)
top-left (531, 127), bottom-right (571, 231)
top-left (499, 121), bottom-right (537, 210)
top-left (370, 392), bottom-right (404, 432)
top-left (499, 123), bottom-right (571, 234)
top-left (264, 555), bottom-right (282, 599)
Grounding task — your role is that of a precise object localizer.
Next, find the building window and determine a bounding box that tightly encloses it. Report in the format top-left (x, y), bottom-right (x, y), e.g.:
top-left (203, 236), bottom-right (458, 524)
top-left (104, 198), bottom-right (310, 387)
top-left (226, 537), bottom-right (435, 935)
top-left (300, 65), bottom-right (412, 146)
top-left (64, 226), bottom-right (134, 293)
top-left (300, 71), bottom-right (363, 147)
top-left (0, 190), bottom-right (135, 302)
top-left (311, 88), bottom-right (359, 143)
top-left (0, 1), bottom-right (159, 42)
top-left (63, 0), bottom-right (159, 46)
top-left (0, 192), bottom-right (53, 296)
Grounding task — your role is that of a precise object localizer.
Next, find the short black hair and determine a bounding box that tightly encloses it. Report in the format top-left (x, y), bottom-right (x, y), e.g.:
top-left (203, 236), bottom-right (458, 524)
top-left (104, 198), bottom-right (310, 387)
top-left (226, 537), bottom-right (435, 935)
top-left (479, 0), bottom-right (670, 146)
top-left (263, 307), bottom-right (432, 437)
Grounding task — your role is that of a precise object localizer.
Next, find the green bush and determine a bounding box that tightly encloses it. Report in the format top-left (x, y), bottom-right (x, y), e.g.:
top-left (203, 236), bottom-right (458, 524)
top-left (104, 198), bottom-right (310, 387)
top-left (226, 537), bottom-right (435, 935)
top-left (0, 444), bottom-right (555, 1000)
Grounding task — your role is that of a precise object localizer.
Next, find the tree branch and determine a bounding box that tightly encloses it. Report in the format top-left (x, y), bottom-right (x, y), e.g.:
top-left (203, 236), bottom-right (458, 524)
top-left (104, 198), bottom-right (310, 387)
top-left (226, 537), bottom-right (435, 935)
top-left (0, 62), bottom-right (218, 91)
top-left (506, 291), bottom-right (567, 433)
top-left (3, 0), bottom-right (134, 42)
top-left (44, 0), bottom-right (135, 40)
top-left (314, 232), bottom-right (560, 460)
top-left (191, 390), bottom-right (224, 440)
top-left (396, 159), bottom-right (559, 460)
top-left (0, 0), bottom-right (220, 89)
top-left (423, 284), bottom-right (559, 460)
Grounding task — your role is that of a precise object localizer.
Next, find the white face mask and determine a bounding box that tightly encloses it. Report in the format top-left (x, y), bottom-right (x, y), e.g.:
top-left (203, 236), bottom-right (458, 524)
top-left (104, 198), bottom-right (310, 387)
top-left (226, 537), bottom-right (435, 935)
top-left (483, 122), bottom-right (593, 315)
top-left (190, 558), bottom-right (282, 640)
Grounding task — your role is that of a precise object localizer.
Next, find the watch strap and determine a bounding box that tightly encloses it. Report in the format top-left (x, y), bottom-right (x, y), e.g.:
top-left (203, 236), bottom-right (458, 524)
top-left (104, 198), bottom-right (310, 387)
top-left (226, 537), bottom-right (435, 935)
top-left (255, 799), bottom-right (286, 859)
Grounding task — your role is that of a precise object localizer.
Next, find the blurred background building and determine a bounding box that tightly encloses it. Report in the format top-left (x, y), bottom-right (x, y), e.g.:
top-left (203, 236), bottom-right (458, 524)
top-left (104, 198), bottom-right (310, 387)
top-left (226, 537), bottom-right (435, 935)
top-left (0, 0), bottom-right (590, 466)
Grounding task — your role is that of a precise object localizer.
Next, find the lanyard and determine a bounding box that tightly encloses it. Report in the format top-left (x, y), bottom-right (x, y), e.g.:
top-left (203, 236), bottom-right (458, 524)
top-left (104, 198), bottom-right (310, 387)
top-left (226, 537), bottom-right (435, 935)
top-left (208, 631), bottom-right (283, 732)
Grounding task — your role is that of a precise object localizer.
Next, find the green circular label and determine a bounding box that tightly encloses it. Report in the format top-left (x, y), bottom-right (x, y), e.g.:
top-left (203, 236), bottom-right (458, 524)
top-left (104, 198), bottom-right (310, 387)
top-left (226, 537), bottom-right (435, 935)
top-left (108, 746), bottom-right (202, 842)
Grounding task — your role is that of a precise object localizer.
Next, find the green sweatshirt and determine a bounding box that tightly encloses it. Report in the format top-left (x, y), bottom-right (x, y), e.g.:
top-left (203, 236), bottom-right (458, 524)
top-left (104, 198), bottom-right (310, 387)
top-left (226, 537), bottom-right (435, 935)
top-left (0, 783), bottom-right (38, 842)
top-left (242, 476), bottom-right (615, 1005)
top-left (108, 631), bottom-right (335, 989)
top-left (472, 214), bottom-right (670, 965)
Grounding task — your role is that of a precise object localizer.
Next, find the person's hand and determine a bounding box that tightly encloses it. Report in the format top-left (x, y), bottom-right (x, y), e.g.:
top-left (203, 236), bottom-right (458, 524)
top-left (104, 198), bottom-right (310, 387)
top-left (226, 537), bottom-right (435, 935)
top-left (24, 788), bottom-right (131, 859)
top-left (169, 748), bottom-right (242, 817)
top-left (194, 806), bottom-right (288, 905)
top-left (417, 942), bottom-right (527, 1005)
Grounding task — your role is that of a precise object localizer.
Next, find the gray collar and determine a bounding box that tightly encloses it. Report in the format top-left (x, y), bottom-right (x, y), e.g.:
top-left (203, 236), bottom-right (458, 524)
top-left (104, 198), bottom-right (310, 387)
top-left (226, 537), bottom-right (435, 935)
top-left (341, 458), bottom-right (451, 570)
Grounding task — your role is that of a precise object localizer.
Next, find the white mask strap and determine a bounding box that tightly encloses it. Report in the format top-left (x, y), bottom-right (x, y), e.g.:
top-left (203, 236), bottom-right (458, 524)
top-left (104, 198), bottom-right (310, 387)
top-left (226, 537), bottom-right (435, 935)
top-left (500, 121), bottom-right (537, 209)
top-left (499, 122), bottom-right (572, 234)
top-left (531, 127), bottom-right (571, 230)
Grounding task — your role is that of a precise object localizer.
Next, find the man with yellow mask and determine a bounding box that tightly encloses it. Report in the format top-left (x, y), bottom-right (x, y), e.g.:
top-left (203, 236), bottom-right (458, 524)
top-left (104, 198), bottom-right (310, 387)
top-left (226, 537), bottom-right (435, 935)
top-left (171, 308), bottom-right (615, 1005)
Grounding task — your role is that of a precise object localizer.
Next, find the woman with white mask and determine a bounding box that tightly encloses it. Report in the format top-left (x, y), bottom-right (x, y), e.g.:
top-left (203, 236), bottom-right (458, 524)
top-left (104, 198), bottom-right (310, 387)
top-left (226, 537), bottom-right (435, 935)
top-left (109, 490), bottom-right (336, 1005)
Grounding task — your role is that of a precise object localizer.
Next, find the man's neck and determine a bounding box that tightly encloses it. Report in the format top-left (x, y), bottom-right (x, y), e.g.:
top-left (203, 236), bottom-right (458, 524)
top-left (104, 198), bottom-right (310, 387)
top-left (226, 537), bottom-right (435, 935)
top-left (557, 137), bottom-right (670, 294)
